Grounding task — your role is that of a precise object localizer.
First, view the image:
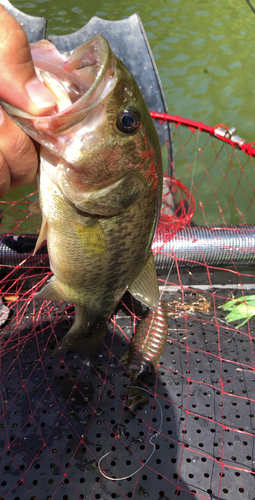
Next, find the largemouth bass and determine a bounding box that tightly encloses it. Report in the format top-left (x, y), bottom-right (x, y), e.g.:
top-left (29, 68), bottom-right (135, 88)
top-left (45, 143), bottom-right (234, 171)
top-left (1, 35), bottom-right (162, 360)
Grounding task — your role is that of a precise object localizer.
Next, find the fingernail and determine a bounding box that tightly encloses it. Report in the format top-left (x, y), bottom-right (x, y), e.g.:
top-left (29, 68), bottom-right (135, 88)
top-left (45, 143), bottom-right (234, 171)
top-left (0, 108), bottom-right (4, 126)
top-left (26, 77), bottom-right (56, 110)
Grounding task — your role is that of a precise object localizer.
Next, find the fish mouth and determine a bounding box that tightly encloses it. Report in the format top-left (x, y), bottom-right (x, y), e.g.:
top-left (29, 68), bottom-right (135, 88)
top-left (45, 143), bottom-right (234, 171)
top-left (62, 35), bottom-right (114, 106)
top-left (0, 35), bottom-right (116, 135)
top-left (46, 34), bottom-right (117, 133)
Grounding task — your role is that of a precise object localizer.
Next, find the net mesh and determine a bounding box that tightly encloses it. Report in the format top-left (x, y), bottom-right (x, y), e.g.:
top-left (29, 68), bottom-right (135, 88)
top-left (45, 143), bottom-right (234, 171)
top-left (1, 118), bottom-right (255, 500)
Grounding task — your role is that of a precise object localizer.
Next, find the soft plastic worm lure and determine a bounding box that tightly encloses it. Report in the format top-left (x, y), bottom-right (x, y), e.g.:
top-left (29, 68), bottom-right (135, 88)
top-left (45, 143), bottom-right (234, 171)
top-left (127, 299), bottom-right (168, 379)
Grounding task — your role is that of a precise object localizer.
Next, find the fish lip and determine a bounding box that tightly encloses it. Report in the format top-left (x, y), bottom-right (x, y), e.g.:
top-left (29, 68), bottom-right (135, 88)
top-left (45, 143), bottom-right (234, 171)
top-left (0, 35), bottom-right (116, 133)
top-left (64, 35), bottom-right (113, 105)
top-left (47, 35), bottom-right (116, 133)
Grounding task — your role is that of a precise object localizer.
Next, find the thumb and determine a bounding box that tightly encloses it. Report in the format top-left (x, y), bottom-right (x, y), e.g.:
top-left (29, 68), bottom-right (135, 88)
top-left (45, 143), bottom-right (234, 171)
top-left (0, 5), bottom-right (56, 115)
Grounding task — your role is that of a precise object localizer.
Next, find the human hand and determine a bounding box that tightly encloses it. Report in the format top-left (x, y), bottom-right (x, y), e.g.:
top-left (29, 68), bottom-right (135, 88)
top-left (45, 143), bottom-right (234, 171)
top-left (0, 5), bottom-right (56, 198)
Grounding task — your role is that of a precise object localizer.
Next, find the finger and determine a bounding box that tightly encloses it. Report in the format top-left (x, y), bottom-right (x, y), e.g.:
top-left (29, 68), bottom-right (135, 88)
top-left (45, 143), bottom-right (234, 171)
top-left (0, 5), bottom-right (56, 115)
top-left (0, 150), bottom-right (11, 199)
top-left (0, 108), bottom-right (38, 196)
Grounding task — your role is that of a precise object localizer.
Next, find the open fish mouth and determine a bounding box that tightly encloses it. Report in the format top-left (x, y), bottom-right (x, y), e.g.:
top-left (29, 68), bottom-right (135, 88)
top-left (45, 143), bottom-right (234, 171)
top-left (0, 35), bottom-right (117, 135)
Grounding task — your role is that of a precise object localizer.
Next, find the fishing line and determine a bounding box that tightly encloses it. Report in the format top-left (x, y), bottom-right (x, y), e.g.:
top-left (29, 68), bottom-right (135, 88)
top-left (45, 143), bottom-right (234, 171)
top-left (98, 386), bottom-right (163, 481)
top-left (98, 232), bottom-right (173, 482)
top-left (159, 260), bottom-right (174, 301)
top-left (246, 0), bottom-right (255, 14)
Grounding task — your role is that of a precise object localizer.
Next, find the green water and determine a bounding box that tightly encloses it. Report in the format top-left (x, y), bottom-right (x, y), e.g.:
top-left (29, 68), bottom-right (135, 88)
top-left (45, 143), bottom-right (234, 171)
top-left (13, 0), bottom-right (255, 144)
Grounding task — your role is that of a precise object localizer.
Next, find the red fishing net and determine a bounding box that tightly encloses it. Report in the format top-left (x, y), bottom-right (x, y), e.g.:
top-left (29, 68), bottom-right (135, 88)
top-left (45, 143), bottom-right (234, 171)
top-left (1, 115), bottom-right (255, 500)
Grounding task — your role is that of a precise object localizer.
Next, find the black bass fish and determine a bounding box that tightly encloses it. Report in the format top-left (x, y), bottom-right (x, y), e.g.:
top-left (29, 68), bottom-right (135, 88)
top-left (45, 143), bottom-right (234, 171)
top-left (0, 35), bottom-right (162, 360)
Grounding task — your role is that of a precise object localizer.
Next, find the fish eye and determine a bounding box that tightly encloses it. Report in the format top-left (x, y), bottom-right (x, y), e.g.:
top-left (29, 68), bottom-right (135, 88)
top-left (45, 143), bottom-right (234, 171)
top-left (116, 109), bottom-right (140, 133)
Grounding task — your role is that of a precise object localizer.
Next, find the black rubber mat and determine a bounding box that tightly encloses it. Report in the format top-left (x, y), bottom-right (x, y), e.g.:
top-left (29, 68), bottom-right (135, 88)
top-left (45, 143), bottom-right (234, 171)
top-left (1, 274), bottom-right (255, 500)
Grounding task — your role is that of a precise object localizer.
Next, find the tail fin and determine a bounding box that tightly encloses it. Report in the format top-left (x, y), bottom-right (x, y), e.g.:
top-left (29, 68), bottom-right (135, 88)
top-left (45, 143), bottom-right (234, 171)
top-left (53, 304), bottom-right (107, 361)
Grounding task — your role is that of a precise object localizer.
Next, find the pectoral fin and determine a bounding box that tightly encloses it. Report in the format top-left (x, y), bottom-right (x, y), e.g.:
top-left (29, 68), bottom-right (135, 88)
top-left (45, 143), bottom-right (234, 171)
top-left (129, 251), bottom-right (159, 311)
top-left (34, 276), bottom-right (67, 302)
top-left (74, 218), bottom-right (107, 257)
top-left (33, 215), bottom-right (48, 255)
